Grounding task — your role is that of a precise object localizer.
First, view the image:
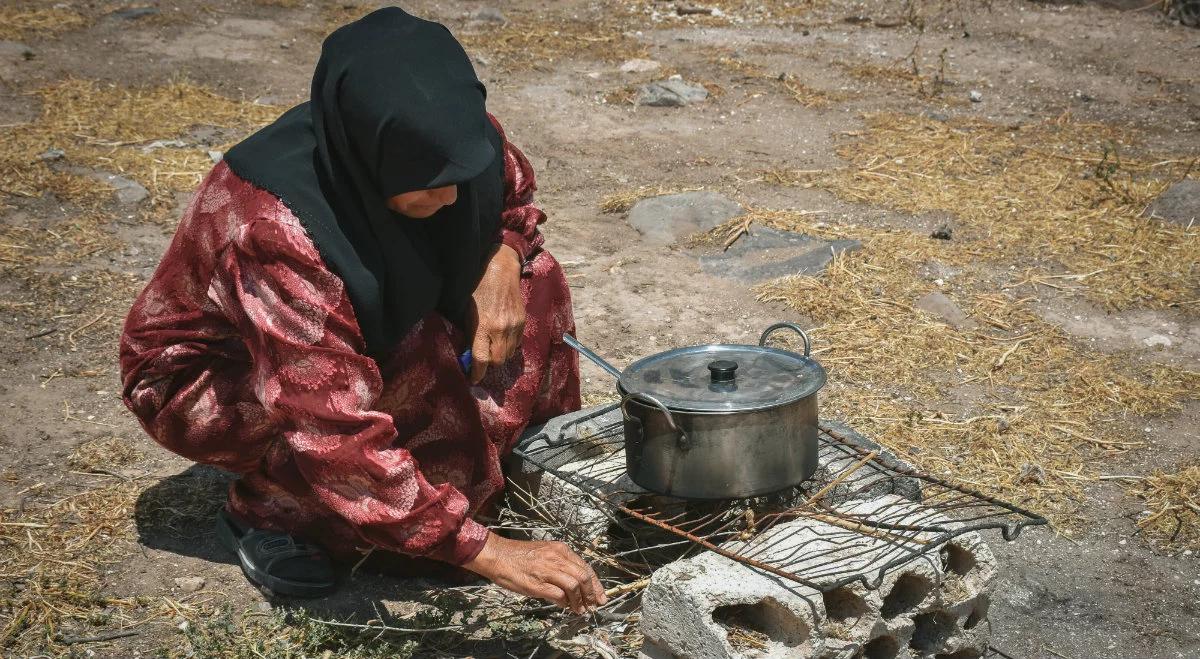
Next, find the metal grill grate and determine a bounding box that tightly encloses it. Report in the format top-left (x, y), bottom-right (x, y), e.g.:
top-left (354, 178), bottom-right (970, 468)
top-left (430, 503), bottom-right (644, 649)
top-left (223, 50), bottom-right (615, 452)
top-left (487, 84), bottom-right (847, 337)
top-left (510, 403), bottom-right (1047, 593)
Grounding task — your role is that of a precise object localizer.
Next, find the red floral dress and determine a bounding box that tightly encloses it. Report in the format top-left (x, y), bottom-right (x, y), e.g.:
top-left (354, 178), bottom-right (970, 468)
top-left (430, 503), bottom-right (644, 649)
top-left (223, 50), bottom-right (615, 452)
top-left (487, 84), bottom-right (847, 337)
top-left (120, 118), bottom-right (580, 566)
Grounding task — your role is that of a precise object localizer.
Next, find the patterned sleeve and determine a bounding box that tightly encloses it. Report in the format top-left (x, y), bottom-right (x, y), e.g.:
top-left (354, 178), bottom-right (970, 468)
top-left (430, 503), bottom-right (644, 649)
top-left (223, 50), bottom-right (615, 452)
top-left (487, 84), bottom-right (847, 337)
top-left (209, 215), bottom-right (489, 565)
top-left (489, 114), bottom-right (546, 268)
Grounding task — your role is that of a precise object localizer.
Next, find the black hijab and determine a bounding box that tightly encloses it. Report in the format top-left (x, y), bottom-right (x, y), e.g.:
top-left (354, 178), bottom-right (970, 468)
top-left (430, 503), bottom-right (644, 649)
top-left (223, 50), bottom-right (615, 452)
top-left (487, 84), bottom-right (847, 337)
top-left (223, 8), bottom-right (503, 359)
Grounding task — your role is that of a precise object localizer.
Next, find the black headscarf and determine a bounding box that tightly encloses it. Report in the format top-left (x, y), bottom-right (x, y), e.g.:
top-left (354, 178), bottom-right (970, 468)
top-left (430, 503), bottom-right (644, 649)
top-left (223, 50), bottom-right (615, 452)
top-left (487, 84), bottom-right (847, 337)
top-left (223, 8), bottom-right (503, 359)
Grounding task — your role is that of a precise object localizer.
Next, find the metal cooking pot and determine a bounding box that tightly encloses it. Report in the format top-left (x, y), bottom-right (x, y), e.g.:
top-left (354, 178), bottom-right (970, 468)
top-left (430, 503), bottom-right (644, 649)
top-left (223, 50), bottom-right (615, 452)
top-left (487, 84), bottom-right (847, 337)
top-left (565, 323), bottom-right (827, 499)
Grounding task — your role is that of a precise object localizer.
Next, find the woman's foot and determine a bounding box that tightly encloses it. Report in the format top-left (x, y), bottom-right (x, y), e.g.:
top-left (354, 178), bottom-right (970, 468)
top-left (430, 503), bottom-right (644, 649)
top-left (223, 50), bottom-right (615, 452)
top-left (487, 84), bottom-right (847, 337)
top-left (215, 508), bottom-right (337, 598)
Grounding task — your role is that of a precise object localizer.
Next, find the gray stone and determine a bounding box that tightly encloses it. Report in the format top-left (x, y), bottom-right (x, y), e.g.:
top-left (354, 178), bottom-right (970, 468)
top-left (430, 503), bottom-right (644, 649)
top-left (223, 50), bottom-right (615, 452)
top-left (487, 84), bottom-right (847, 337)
top-left (470, 7), bottom-right (506, 23)
top-left (968, 90), bottom-right (983, 103)
top-left (1143, 179), bottom-right (1200, 227)
top-left (637, 77), bottom-right (709, 107)
top-left (698, 226), bottom-right (862, 282)
top-left (207, 150), bottom-right (224, 163)
top-left (38, 148), bottom-right (65, 162)
top-left (174, 576), bottom-right (205, 593)
top-left (620, 58), bottom-right (661, 73)
top-left (113, 6), bottom-right (159, 20)
top-left (627, 191), bottom-right (743, 246)
top-left (107, 174), bottom-right (150, 205)
top-left (913, 292), bottom-right (971, 328)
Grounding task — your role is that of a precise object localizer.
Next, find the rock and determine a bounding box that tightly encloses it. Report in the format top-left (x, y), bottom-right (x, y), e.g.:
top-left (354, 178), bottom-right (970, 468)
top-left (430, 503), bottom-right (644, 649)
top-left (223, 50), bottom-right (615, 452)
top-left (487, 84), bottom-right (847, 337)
top-left (968, 90), bottom-right (983, 103)
top-left (636, 77), bottom-right (709, 107)
top-left (697, 226), bottom-right (862, 282)
top-left (627, 191), bottom-right (743, 246)
top-left (1143, 334), bottom-right (1172, 349)
top-left (107, 174), bottom-right (150, 205)
top-left (619, 58), bottom-right (661, 73)
top-left (1016, 462), bottom-right (1045, 485)
top-left (914, 292), bottom-right (971, 328)
top-left (930, 223), bottom-right (953, 240)
top-left (207, 150), bottom-right (224, 163)
top-left (174, 576), bottom-right (205, 593)
top-left (1142, 179), bottom-right (1200, 227)
top-left (113, 6), bottom-right (160, 20)
top-left (469, 7), bottom-right (506, 24)
top-left (140, 139), bottom-right (188, 152)
top-left (38, 148), bottom-right (65, 162)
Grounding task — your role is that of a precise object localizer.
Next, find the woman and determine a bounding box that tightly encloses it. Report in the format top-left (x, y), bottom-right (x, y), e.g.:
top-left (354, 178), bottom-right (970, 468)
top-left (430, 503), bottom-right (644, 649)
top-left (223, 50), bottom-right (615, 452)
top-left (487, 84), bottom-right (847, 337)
top-left (119, 8), bottom-right (605, 613)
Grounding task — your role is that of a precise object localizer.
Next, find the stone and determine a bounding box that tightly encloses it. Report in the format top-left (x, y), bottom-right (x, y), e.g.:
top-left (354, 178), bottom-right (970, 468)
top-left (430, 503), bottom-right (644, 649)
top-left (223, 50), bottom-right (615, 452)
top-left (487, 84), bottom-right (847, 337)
top-left (207, 150), bottom-right (224, 163)
top-left (636, 77), bottom-right (709, 107)
top-left (174, 576), bottom-right (205, 592)
top-left (1143, 334), bottom-right (1172, 349)
top-left (1142, 179), bottom-right (1200, 227)
top-left (930, 223), bottom-right (953, 240)
top-left (620, 58), bottom-right (661, 73)
top-left (627, 191), bottom-right (743, 246)
top-left (914, 292), bottom-right (971, 328)
top-left (697, 226), bottom-right (862, 282)
top-left (1016, 462), bottom-right (1045, 485)
top-left (968, 90), bottom-right (983, 103)
top-left (106, 174), bottom-right (150, 205)
top-left (38, 148), bottom-right (65, 162)
top-left (113, 6), bottom-right (160, 20)
top-left (140, 139), bottom-right (189, 152)
top-left (469, 7), bottom-right (506, 24)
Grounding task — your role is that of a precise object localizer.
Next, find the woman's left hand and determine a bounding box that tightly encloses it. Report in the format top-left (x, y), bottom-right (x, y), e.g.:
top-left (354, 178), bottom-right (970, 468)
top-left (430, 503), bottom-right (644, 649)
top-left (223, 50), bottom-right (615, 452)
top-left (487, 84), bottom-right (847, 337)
top-left (467, 244), bottom-right (525, 384)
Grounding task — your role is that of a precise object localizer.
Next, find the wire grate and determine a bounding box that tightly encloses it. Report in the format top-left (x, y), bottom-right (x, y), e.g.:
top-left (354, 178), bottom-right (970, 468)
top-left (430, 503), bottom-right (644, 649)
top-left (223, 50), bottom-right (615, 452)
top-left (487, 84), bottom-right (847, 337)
top-left (511, 403), bottom-right (1047, 593)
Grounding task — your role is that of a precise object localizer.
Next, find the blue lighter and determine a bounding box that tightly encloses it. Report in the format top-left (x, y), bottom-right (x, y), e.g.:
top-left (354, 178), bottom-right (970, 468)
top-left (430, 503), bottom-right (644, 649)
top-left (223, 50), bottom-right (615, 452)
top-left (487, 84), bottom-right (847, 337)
top-left (458, 349), bottom-right (473, 375)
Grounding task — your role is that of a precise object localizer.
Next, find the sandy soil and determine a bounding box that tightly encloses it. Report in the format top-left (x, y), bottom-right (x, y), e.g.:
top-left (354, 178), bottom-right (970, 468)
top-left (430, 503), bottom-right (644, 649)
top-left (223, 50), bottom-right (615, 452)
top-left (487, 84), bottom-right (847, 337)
top-left (0, 0), bottom-right (1196, 657)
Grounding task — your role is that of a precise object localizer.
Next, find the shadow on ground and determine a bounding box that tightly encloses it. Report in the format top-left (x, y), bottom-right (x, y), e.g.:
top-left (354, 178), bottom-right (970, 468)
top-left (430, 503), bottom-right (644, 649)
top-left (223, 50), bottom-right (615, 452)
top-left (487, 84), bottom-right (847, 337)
top-left (134, 465), bottom-right (579, 657)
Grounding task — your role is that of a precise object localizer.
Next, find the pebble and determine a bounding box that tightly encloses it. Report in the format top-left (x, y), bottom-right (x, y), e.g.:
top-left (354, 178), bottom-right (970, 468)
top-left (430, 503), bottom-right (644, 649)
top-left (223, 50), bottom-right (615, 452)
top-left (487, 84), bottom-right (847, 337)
top-left (113, 6), bottom-right (159, 20)
top-left (470, 7), bottom-right (506, 24)
top-left (174, 576), bottom-right (206, 592)
top-left (207, 150), bottom-right (224, 163)
top-left (1142, 334), bottom-right (1172, 349)
top-left (619, 58), bottom-right (661, 73)
top-left (930, 223), bottom-right (953, 240)
top-left (969, 90), bottom-right (983, 103)
top-left (38, 147), bottom-right (65, 161)
top-left (914, 291), bottom-right (971, 328)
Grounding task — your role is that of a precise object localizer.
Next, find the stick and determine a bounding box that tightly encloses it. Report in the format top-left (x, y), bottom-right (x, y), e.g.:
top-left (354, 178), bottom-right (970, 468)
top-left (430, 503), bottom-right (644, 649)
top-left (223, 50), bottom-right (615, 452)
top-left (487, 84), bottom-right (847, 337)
top-left (67, 312), bottom-right (106, 348)
top-left (993, 338), bottom-right (1029, 370)
top-left (25, 328), bottom-right (57, 340)
top-left (58, 629), bottom-right (138, 644)
top-left (604, 577), bottom-right (650, 598)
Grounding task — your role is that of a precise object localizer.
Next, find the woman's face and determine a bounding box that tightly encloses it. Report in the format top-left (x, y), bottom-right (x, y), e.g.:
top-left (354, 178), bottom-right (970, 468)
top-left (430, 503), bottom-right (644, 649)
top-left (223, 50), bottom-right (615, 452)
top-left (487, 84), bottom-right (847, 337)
top-left (387, 185), bottom-right (458, 219)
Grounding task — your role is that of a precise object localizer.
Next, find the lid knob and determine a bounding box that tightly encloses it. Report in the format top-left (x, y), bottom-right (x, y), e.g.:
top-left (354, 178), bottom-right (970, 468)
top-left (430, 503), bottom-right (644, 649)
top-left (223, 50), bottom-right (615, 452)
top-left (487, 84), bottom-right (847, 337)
top-left (708, 360), bottom-right (738, 383)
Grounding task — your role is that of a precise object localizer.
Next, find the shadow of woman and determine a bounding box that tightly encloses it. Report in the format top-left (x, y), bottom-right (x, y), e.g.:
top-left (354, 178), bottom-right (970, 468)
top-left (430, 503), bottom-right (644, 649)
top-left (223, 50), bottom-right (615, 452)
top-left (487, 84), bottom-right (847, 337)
top-left (133, 466), bottom-right (571, 656)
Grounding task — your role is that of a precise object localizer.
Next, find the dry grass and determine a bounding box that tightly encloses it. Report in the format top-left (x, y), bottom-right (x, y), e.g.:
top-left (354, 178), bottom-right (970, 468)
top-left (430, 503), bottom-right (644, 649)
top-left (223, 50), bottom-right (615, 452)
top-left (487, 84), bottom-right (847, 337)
top-left (0, 78), bottom-right (282, 222)
top-left (459, 12), bottom-right (648, 71)
top-left (713, 55), bottom-right (843, 108)
top-left (69, 437), bottom-right (142, 472)
top-left (1131, 463), bottom-right (1199, 550)
top-left (699, 113), bottom-right (1200, 528)
top-left (599, 184), bottom-right (705, 214)
top-left (0, 7), bottom-right (87, 40)
top-left (819, 113), bottom-right (1199, 309)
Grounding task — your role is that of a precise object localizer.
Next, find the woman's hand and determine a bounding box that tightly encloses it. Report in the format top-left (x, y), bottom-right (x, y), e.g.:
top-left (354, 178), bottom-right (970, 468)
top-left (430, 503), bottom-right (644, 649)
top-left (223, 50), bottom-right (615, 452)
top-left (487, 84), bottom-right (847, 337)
top-left (462, 534), bottom-right (607, 614)
top-left (467, 244), bottom-right (525, 384)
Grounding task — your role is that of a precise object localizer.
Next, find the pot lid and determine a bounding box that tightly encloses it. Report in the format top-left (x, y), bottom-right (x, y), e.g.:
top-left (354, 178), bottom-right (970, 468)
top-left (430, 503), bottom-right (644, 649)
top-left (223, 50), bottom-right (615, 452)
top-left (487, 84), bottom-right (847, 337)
top-left (618, 344), bottom-right (826, 413)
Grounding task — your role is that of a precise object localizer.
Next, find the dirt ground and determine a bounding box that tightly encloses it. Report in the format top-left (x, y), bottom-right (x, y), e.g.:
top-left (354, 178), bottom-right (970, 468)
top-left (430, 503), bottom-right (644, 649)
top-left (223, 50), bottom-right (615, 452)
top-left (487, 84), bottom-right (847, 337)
top-left (0, 0), bottom-right (1197, 657)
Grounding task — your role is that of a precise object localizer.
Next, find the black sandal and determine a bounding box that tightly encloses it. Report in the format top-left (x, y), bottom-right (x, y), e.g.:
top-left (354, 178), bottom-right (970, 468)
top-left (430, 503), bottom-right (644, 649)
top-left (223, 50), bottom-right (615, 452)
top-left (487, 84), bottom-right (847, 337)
top-left (215, 509), bottom-right (337, 598)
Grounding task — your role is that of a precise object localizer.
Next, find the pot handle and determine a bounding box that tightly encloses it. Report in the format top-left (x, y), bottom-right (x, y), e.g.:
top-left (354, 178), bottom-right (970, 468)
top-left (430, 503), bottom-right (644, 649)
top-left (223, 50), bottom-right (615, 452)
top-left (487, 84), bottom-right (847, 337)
top-left (621, 391), bottom-right (691, 450)
top-left (759, 322), bottom-right (812, 357)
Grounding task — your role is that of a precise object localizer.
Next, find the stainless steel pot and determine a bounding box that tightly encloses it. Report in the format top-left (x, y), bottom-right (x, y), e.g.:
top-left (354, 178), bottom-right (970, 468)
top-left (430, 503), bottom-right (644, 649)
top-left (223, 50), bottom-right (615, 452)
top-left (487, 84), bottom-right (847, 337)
top-left (565, 323), bottom-right (827, 499)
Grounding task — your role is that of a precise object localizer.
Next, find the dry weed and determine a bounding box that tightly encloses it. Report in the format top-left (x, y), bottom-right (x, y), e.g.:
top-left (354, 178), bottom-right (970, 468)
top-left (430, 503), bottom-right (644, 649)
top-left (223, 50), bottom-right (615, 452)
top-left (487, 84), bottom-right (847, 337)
top-left (0, 7), bottom-right (87, 40)
top-left (1130, 462), bottom-right (1199, 550)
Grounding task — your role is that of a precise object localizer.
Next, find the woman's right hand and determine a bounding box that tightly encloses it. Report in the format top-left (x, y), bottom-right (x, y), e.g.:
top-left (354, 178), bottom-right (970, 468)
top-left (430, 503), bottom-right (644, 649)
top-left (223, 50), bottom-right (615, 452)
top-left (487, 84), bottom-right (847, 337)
top-left (462, 533), bottom-right (607, 614)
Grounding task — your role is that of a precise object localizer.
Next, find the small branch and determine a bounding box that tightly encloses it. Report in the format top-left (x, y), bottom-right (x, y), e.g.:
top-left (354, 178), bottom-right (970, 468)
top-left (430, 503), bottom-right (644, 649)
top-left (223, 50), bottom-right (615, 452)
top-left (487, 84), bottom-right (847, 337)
top-left (57, 629), bottom-right (139, 644)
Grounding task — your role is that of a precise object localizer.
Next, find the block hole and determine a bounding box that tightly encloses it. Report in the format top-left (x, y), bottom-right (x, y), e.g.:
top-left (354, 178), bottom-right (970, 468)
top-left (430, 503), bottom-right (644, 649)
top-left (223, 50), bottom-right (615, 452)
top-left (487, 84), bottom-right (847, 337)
top-left (909, 610), bottom-right (958, 653)
top-left (941, 542), bottom-right (977, 578)
top-left (856, 635), bottom-right (901, 659)
top-left (964, 595), bottom-right (989, 630)
top-left (935, 651), bottom-right (982, 659)
top-left (712, 598), bottom-right (809, 651)
top-left (881, 573), bottom-right (933, 618)
top-left (823, 586), bottom-right (870, 622)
